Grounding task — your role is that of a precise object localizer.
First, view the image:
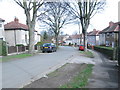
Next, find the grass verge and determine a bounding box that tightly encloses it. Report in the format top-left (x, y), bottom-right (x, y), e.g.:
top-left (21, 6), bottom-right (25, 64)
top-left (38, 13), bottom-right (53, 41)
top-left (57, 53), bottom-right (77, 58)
top-left (0, 53), bottom-right (32, 62)
top-left (80, 50), bottom-right (94, 58)
top-left (59, 64), bottom-right (94, 88)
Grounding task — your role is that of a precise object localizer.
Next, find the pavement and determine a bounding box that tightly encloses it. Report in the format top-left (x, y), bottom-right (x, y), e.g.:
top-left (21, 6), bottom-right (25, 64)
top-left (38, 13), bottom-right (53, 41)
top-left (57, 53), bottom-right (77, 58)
top-left (86, 50), bottom-right (119, 88)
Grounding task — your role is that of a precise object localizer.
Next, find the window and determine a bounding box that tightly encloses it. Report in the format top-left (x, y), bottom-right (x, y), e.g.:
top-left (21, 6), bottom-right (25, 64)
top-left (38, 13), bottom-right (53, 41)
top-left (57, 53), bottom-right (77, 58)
top-left (0, 38), bottom-right (3, 41)
top-left (112, 32), bottom-right (114, 37)
top-left (106, 41), bottom-right (110, 46)
top-left (106, 33), bottom-right (110, 38)
top-left (0, 24), bottom-right (2, 28)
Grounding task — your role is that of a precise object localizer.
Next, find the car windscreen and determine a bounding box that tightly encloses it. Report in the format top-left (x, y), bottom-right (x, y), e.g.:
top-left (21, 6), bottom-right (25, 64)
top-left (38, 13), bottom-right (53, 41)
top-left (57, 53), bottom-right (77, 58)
top-left (80, 45), bottom-right (84, 46)
top-left (43, 43), bottom-right (51, 47)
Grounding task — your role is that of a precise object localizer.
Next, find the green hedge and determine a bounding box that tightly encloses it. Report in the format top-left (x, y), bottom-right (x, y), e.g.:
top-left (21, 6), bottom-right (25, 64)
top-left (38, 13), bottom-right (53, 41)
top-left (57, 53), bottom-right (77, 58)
top-left (93, 46), bottom-right (117, 60)
top-left (0, 40), bottom-right (7, 56)
top-left (118, 47), bottom-right (120, 65)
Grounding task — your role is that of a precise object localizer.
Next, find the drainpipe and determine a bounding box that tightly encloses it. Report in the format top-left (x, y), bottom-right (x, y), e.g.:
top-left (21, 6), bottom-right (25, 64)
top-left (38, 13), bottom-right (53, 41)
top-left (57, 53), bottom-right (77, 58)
top-left (14, 30), bottom-right (18, 54)
top-left (118, 24), bottom-right (120, 66)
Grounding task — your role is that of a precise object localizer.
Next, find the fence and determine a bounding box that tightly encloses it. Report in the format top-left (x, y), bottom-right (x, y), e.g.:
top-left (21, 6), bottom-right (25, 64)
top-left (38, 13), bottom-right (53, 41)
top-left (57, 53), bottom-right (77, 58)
top-left (8, 46), bottom-right (39, 54)
top-left (8, 46), bottom-right (26, 54)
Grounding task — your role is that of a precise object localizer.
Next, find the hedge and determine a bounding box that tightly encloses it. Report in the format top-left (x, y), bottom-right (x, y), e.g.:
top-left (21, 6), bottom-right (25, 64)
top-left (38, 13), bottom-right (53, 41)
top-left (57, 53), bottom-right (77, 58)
top-left (0, 40), bottom-right (7, 56)
top-left (89, 45), bottom-right (117, 60)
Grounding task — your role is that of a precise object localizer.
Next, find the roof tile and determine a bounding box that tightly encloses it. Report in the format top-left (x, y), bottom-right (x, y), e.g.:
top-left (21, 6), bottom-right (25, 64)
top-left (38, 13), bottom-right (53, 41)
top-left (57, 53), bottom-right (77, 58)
top-left (4, 18), bottom-right (28, 30)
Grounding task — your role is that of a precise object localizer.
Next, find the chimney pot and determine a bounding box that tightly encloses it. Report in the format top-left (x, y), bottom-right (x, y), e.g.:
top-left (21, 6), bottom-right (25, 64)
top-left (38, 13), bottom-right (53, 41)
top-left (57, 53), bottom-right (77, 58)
top-left (14, 17), bottom-right (19, 22)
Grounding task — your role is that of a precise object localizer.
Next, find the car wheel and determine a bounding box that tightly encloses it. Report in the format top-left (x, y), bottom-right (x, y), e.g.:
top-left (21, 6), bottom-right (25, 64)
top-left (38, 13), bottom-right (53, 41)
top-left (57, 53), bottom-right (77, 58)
top-left (42, 51), bottom-right (45, 53)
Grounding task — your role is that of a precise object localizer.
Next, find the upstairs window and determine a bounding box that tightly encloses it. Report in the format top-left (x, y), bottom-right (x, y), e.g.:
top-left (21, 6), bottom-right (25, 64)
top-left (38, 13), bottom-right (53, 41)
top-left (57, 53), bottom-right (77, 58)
top-left (0, 24), bottom-right (2, 28)
top-left (106, 33), bottom-right (110, 38)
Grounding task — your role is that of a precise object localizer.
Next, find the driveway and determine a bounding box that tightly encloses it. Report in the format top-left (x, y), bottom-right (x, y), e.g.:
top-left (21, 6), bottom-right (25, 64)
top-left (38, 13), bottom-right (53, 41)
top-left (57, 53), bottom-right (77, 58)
top-left (1, 46), bottom-right (79, 88)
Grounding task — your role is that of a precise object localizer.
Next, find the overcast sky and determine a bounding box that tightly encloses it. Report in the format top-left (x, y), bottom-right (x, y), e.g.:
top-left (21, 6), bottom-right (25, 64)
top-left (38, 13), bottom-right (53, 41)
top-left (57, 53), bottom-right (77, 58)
top-left (0, 0), bottom-right (119, 35)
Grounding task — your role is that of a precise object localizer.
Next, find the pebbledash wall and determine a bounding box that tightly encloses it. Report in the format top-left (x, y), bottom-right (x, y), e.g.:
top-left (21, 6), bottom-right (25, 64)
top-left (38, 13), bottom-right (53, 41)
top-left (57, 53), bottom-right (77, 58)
top-left (0, 18), bottom-right (5, 41)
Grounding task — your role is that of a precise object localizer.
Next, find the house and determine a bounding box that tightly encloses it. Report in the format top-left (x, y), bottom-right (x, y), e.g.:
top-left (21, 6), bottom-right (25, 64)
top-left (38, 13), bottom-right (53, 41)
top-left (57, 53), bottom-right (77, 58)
top-left (87, 29), bottom-right (100, 46)
top-left (4, 18), bottom-right (41, 46)
top-left (99, 21), bottom-right (120, 47)
top-left (51, 34), bottom-right (83, 46)
top-left (65, 36), bottom-right (73, 45)
top-left (51, 34), bottom-right (70, 45)
top-left (34, 30), bottom-right (41, 44)
top-left (4, 18), bottom-right (28, 46)
top-left (0, 18), bottom-right (5, 41)
top-left (70, 34), bottom-right (83, 45)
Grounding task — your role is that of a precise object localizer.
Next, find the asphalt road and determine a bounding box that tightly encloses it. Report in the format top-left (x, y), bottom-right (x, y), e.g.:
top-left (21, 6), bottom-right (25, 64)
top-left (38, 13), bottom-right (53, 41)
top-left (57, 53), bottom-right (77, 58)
top-left (1, 46), bottom-right (78, 88)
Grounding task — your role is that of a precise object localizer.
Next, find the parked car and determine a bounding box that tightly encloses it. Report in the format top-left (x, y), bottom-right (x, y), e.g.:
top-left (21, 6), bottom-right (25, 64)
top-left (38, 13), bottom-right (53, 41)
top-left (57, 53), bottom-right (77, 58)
top-left (79, 45), bottom-right (84, 51)
top-left (41, 43), bottom-right (57, 53)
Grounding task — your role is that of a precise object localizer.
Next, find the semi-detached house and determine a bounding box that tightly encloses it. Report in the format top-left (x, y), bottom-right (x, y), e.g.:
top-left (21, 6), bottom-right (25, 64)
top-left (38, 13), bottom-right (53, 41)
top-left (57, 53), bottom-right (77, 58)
top-left (0, 18), bottom-right (5, 41)
top-left (87, 29), bottom-right (100, 46)
top-left (99, 21), bottom-right (120, 47)
top-left (4, 18), bottom-right (41, 46)
top-left (4, 18), bottom-right (29, 46)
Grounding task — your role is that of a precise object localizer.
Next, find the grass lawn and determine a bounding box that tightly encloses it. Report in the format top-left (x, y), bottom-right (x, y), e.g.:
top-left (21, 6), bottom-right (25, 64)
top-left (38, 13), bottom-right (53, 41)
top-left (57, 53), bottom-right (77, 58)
top-left (0, 53), bottom-right (32, 62)
top-left (80, 50), bottom-right (94, 58)
top-left (60, 64), bottom-right (94, 88)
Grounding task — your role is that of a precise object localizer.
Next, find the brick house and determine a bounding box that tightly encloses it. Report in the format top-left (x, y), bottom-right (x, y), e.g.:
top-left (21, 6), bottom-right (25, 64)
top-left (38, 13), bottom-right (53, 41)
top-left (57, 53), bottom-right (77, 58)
top-left (99, 21), bottom-right (120, 47)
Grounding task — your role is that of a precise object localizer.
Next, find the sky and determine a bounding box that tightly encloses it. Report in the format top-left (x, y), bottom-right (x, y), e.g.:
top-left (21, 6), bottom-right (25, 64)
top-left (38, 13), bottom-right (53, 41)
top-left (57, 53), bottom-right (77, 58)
top-left (0, 0), bottom-right (119, 35)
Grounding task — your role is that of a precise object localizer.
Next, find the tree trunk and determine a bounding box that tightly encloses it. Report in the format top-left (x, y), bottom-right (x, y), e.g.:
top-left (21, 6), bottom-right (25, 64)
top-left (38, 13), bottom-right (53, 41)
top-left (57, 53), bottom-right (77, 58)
top-left (28, 26), bottom-right (35, 54)
top-left (25, 9), bottom-right (36, 54)
top-left (83, 31), bottom-right (87, 52)
top-left (80, 34), bottom-right (82, 45)
top-left (55, 35), bottom-right (58, 47)
top-left (83, 24), bottom-right (89, 52)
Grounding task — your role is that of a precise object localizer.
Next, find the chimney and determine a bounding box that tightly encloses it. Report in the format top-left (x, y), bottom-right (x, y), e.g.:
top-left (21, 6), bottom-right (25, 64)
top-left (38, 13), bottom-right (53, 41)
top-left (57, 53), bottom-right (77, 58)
top-left (14, 17), bottom-right (19, 22)
top-left (93, 29), bottom-right (96, 31)
top-left (109, 21), bottom-right (114, 27)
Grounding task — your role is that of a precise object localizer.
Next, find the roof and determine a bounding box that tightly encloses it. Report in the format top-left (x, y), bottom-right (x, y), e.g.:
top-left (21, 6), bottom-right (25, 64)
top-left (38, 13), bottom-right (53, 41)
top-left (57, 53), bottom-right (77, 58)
top-left (66, 36), bottom-right (72, 40)
top-left (0, 18), bottom-right (5, 22)
top-left (4, 18), bottom-right (28, 30)
top-left (87, 29), bottom-right (100, 36)
top-left (70, 34), bottom-right (82, 39)
top-left (100, 21), bottom-right (120, 33)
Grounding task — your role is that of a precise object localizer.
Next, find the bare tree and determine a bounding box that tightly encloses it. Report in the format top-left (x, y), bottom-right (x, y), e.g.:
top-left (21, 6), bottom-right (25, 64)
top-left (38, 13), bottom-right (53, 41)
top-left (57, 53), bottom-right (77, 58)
top-left (38, 2), bottom-right (74, 47)
top-left (67, 0), bottom-right (106, 51)
top-left (14, 0), bottom-right (43, 54)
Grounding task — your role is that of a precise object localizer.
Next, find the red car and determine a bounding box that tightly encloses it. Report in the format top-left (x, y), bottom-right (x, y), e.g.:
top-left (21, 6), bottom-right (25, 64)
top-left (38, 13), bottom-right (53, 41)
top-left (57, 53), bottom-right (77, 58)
top-left (79, 45), bottom-right (84, 51)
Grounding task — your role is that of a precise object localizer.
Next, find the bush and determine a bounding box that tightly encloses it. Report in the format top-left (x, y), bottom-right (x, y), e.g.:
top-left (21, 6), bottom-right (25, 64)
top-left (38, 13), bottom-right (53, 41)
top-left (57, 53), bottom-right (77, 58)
top-left (0, 40), bottom-right (7, 56)
top-left (36, 41), bottom-right (51, 46)
top-left (16, 44), bottom-right (24, 46)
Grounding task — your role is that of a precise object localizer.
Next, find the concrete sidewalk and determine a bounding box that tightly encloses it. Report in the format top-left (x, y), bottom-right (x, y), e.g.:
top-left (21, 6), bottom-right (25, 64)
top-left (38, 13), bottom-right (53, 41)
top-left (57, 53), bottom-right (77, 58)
top-left (86, 50), bottom-right (119, 88)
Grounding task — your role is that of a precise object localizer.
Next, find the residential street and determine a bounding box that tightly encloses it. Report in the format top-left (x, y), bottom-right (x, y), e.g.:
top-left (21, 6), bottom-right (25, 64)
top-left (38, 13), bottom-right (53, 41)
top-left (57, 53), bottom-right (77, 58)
top-left (1, 46), bottom-right (118, 88)
top-left (1, 46), bottom-right (79, 88)
top-left (23, 50), bottom-right (118, 88)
